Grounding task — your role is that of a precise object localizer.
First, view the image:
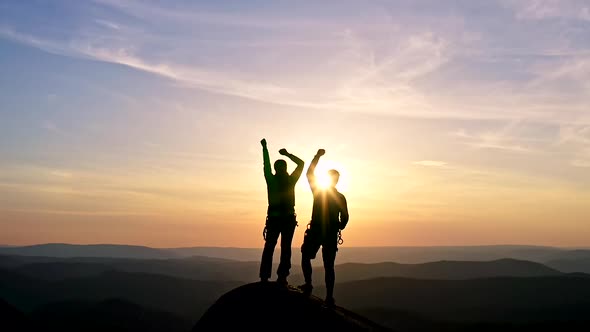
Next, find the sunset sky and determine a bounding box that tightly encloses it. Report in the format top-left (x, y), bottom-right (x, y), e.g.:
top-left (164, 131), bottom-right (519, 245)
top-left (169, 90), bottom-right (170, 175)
top-left (1, 0), bottom-right (589, 247)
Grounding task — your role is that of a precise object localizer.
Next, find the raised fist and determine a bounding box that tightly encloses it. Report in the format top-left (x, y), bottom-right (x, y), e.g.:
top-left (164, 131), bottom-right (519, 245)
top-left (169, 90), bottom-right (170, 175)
top-left (260, 138), bottom-right (267, 147)
top-left (316, 149), bottom-right (325, 156)
top-left (279, 148), bottom-right (288, 155)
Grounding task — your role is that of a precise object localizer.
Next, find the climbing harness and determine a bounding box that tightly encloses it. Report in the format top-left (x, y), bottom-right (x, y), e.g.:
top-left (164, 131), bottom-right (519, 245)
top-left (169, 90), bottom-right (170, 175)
top-left (262, 216), bottom-right (269, 240)
top-left (305, 221), bottom-right (344, 245)
top-left (262, 214), bottom-right (298, 241)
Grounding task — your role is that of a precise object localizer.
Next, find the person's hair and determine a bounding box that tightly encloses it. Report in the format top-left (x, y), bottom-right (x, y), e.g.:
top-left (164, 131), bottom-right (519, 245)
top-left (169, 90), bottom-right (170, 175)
top-left (274, 159), bottom-right (287, 174)
top-left (328, 169), bottom-right (340, 185)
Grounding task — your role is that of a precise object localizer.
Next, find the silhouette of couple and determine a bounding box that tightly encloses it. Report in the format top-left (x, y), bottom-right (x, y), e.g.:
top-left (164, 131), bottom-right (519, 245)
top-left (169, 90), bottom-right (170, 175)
top-left (259, 139), bottom-right (349, 306)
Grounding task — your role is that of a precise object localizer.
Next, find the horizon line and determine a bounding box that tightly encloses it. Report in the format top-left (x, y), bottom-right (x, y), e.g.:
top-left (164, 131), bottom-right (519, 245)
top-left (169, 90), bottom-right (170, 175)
top-left (2, 242), bottom-right (589, 250)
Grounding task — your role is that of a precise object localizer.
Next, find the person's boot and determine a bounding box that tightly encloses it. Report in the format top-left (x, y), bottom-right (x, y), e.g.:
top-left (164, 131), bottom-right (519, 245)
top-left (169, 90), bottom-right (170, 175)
top-left (276, 276), bottom-right (288, 287)
top-left (297, 283), bottom-right (313, 296)
top-left (324, 296), bottom-right (335, 307)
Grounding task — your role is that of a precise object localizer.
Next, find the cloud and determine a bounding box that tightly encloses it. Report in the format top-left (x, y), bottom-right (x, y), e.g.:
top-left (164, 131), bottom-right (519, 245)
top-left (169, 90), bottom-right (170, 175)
top-left (412, 160), bottom-right (448, 167)
top-left (49, 170), bottom-right (73, 178)
top-left (0, 24), bottom-right (455, 117)
top-left (557, 125), bottom-right (590, 167)
top-left (92, 0), bottom-right (340, 29)
top-left (557, 125), bottom-right (590, 145)
top-left (0, 26), bottom-right (74, 57)
top-left (0, 207), bottom-right (162, 217)
top-left (508, 0), bottom-right (590, 21)
top-left (571, 159), bottom-right (590, 167)
top-left (451, 121), bottom-right (542, 154)
top-left (1, 0), bottom-right (589, 126)
top-left (41, 121), bottom-right (67, 136)
top-left (0, 27), bottom-right (298, 107)
top-left (94, 19), bottom-right (121, 30)
top-left (75, 45), bottom-right (296, 101)
top-left (530, 56), bottom-right (590, 90)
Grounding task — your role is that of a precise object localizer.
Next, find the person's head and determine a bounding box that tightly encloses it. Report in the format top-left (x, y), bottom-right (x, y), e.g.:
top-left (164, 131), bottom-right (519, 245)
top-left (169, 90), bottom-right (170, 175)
top-left (327, 169), bottom-right (340, 188)
top-left (274, 159), bottom-right (287, 174)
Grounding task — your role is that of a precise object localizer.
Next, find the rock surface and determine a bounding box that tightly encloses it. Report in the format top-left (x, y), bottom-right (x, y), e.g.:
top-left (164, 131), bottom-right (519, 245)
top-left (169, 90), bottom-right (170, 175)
top-left (193, 281), bottom-right (393, 332)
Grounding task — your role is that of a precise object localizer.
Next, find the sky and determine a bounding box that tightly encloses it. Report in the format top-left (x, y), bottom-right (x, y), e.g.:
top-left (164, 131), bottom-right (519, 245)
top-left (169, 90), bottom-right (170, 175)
top-left (1, 0), bottom-right (589, 247)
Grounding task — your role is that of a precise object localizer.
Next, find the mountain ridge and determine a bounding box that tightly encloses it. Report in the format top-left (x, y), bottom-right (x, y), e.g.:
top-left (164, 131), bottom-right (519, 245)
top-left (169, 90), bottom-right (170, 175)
top-left (2, 254), bottom-right (563, 283)
top-left (0, 243), bottom-right (571, 263)
top-left (194, 281), bottom-right (393, 332)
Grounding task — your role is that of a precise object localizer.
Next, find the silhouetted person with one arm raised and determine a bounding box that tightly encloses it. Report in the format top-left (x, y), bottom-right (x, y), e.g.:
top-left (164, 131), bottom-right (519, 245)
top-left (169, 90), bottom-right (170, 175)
top-left (259, 138), bottom-right (305, 286)
top-left (299, 149), bottom-right (349, 307)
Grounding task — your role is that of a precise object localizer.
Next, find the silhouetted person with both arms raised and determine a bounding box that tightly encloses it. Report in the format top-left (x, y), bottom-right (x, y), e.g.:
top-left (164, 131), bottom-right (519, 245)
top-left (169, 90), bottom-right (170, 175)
top-left (259, 138), bottom-right (305, 286)
top-left (299, 149), bottom-right (349, 307)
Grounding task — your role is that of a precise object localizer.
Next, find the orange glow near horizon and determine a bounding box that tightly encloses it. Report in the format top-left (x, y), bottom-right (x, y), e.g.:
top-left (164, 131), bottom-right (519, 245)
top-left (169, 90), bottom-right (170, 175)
top-left (2, 150), bottom-right (590, 248)
top-left (2, 1), bottom-right (590, 248)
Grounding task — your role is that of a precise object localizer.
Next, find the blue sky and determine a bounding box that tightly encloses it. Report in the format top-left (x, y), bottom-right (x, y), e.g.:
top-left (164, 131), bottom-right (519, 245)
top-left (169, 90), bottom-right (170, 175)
top-left (1, 0), bottom-right (589, 247)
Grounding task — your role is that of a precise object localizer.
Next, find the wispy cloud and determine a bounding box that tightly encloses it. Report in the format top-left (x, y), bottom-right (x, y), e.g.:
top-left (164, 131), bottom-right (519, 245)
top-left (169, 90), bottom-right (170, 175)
top-left (452, 120), bottom-right (541, 154)
top-left (92, 0), bottom-right (340, 29)
top-left (0, 24), bottom-right (457, 117)
top-left (41, 120), bottom-right (68, 136)
top-left (461, 133), bottom-right (535, 153)
top-left (557, 125), bottom-right (590, 145)
top-left (94, 19), bottom-right (121, 30)
top-left (75, 45), bottom-right (298, 103)
top-left (0, 26), bottom-right (299, 107)
top-left (2, 0), bottom-right (589, 125)
top-left (571, 158), bottom-right (590, 168)
top-left (49, 170), bottom-right (73, 178)
top-left (557, 125), bottom-right (590, 167)
top-left (0, 26), bottom-right (73, 57)
top-left (412, 160), bottom-right (448, 167)
top-left (0, 207), bottom-right (162, 217)
top-left (508, 0), bottom-right (590, 21)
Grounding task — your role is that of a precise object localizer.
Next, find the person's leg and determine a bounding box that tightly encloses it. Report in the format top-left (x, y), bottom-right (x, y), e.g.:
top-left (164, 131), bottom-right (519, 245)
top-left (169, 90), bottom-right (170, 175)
top-left (299, 253), bottom-right (313, 295)
top-left (322, 249), bottom-right (336, 300)
top-left (301, 243), bottom-right (313, 285)
top-left (299, 227), bottom-right (319, 295)
top-left (322, 235), bottom-right (338, 305)
top-left (259, 222), bottom-right (280, 282)
top-left (277, 216), bottom-right (297, 282)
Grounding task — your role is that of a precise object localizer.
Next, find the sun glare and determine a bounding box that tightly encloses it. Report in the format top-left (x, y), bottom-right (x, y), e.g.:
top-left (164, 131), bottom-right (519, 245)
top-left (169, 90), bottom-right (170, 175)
top-left (316, 172), bottom-right (332, 189)
top-left (313, 159), bottom-right (348, 192)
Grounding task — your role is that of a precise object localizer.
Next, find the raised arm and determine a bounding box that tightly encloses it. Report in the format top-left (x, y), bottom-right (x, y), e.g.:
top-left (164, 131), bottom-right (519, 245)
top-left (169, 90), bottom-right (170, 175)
top-left (307, 149), bottom-right (325, 190)
top-left (261, 139), bottom-right (272, 180)
top-left (279, 148), bottom-right (304, 182)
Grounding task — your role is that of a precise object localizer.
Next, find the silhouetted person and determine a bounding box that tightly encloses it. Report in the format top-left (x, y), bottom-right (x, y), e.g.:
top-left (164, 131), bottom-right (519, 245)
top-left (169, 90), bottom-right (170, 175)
top-left (259, 138), bottom-right (305, 286)
top-left (299, 149), bottom-right (349, 306)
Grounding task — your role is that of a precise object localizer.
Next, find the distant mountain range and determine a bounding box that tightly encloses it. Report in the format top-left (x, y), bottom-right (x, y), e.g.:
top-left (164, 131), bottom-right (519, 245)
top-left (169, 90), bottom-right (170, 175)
top-left (334, 274), bottom-right (590, 324)
top-left (0, 244), bottom-right (179, 259)
top-left (0, 268), bottom-right (240, 317)
top-left (0, 255), bottom-right (564, 285)
top-left (0, 297), bottom-right (193, 332)
top-left (545, 250), bottom-right (590, 273)
top-left (3, 243), bottom-right (590, 272)
top-left (2, 255), bottom-right (257, 282)
top-left (2, 262), bottom-right (590, 331)
top-left (289, 258), bottom-right (561, 285)
top-left (4, 243), bottom-right (590, 331)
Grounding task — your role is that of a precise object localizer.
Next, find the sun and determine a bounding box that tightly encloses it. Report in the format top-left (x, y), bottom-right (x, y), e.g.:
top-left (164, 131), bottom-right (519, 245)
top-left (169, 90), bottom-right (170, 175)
top-left (312, 159), bottom-right (348, 191)
top-left (316, 171), bottom-right (332, 189)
